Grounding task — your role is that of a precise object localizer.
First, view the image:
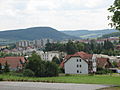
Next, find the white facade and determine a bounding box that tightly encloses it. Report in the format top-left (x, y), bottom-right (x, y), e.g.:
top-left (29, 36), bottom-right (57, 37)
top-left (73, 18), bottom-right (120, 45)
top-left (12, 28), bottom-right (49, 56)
top-left (64, 57), bottom-right (88, 74)
top-left (37, 51), bottom-right (59, 61)
top-left (92, 54), bottom-right (97, 72)
top-left (16, 40), bottom-right (31, 47)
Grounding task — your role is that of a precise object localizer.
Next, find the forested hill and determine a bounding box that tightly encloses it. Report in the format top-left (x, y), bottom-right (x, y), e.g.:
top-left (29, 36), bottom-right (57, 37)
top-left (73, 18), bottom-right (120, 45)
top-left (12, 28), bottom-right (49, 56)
top-left (0, 27), bottom-right (79, 41)
top-left (102, 32), bottom-right (120, 38)
top-left (62, 29), bottom-right (118, 39)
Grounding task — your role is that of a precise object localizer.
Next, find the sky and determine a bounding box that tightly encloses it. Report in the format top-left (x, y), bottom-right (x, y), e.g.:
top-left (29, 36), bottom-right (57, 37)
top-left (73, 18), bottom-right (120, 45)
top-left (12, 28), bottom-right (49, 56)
top-left (0, 0), bottom-right (115, 31)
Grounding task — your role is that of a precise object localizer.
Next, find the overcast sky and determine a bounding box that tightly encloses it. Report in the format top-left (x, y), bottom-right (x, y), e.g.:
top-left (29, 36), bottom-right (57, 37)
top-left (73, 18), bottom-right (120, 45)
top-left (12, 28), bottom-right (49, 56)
top-left (0, 0), bottom-right (114, 31)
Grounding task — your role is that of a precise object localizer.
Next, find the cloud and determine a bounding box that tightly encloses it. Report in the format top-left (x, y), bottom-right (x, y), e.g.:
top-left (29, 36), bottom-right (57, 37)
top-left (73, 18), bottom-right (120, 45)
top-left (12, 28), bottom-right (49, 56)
top-left (0, 0), bottom-right (115, 31)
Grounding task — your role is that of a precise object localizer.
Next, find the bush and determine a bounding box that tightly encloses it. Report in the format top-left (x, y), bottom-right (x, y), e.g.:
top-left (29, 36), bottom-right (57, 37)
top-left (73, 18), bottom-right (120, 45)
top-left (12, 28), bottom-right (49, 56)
top-left (65, 74), bottom-right (70, 76)
top-left (45, 61), bottom-right (58, 77)
top-left (23, 69), bottom-right (35, 77)
top-left (96, 67), bottom-right (112, 74)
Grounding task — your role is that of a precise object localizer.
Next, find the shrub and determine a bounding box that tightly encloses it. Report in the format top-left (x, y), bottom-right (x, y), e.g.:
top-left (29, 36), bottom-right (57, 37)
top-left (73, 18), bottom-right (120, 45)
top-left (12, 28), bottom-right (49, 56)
top-left (23, 69), bottom-right (35, 77)
top-left (96, 67), bottom-right (112, 74)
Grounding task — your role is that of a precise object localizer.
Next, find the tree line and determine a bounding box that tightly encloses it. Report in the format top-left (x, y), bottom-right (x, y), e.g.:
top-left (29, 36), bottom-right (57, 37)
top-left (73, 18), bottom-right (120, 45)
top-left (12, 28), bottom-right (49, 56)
top-left (45, 40), bottom-right (120, 56)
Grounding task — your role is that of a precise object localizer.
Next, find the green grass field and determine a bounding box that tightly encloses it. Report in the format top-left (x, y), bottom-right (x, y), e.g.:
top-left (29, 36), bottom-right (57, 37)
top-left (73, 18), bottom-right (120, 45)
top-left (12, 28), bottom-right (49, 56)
top-left (0, 74), bottom-right (120, 85)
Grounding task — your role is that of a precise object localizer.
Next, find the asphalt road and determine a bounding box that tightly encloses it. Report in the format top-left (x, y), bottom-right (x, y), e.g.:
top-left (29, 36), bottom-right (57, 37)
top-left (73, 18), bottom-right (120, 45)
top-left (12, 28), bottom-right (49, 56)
top-left (0, 82), bottom-right (110, 90)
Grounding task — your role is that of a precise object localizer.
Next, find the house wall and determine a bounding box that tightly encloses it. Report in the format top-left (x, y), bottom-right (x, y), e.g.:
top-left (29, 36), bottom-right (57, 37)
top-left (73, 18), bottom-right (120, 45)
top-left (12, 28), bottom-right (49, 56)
top-left (39, 52), bottom-right (59, 61)
top-left (64, 57), bottom-right (88, 74)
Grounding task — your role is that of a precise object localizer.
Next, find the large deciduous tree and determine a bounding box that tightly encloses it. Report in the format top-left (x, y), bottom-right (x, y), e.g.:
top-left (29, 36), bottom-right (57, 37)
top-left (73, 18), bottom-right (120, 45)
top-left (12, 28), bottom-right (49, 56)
top-left (108, 0), bottom-right (120, 30)
top-left (25, 52), bottom-right (59, 77)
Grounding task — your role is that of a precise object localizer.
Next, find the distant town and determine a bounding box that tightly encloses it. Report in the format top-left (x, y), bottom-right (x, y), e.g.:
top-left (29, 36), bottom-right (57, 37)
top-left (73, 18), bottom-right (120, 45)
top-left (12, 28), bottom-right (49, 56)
top-left (0, 35), bottom-right (120, 75)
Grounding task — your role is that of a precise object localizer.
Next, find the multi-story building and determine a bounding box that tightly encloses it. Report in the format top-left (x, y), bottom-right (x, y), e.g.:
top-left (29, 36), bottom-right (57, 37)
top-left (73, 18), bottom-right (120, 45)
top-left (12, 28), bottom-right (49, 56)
top-left (63, 52), bottom-right (97, 74)
top-left (37, 51), bottom-right (59, 61)
top-left (16, 40), bottom-right (31, 47)
top-left (33, 39), bottom-right (53, 48)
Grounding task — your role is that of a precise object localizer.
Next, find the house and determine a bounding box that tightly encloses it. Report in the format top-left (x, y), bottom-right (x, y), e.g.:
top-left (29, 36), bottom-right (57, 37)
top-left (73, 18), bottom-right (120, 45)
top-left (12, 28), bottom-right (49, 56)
top-left (96, 58), bottom-right (112, 69)
top-left (63, 52), bottom-right (97, 74)
top-left (0, 57), bottom-right (27, 71)
top-left (37, 51), bottom-right (60, 61)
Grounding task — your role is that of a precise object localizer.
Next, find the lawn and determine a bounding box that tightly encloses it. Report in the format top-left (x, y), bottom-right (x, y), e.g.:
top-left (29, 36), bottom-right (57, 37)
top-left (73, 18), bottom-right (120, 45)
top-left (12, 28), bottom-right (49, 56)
top-left (0, 74), bottom-right (120, 85)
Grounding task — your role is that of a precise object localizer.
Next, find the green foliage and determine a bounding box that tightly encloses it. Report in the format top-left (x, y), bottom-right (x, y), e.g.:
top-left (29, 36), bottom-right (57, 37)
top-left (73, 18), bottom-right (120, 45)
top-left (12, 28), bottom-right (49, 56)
top-left (102, 32), bottom-right (120, 38)
top-left (66, 40), bottom-right (78, 54)
top-left (0, 63), bottom-right (2, 74)
top-left (23, 69), bottom-right (35, 77)
top-left (4, 62), bottom-right (10, 73)
top-left (25, 53), bottom-right (59, 77)
top-left (96, 67), bottom-right (112, 74)
top-left (45, 61), bottom-right (58, 77)
top-left (0, 27), bottom-right (78, 41)
top-left (108, 0), bottom-right (120, 30)
top-left (45, 39), bottom-right (119, 56)
top-left (0, 52), bottom-right (20, 58)
top-left (112, 61), bottom-right (118, 68)
top-left (52, 56), bottom-right (60, 65)
top-left (1, 74), bottom-right (120, 85)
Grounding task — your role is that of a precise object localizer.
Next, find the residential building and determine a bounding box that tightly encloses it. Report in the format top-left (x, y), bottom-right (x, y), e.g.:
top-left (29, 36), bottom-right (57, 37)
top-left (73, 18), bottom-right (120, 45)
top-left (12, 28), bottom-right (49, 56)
top-left (96, 58), bottom-right (112, 69)
top-left (0, 57), bottom-right (27, 71)
top-left (63, 51), bottom-right (97, 74)
top-left (37, 51), bottom-right (59, 61)
top-left (16, 40), bottom-right (31, 47)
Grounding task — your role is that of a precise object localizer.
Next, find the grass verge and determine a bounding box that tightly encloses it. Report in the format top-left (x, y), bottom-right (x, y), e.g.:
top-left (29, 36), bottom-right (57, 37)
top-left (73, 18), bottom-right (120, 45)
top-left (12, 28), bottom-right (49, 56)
top-left (0, 74), bottom-right (120, 85)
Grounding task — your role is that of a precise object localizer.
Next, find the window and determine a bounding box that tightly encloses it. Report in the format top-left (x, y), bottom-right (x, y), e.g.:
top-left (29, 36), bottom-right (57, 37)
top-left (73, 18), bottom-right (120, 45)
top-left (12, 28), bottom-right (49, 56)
top-left (77, 70), bottom-right (79, 73)
top-left (77, 59), bottom-right (78, 62)
top-left (80, 65), bottom-right (81, 67)
top-left (79, 59), bottom-right (81, 62)
top-left (80, 71), bottom-right (82, 73)
top-left (77, 64), bottom-right (79, 67)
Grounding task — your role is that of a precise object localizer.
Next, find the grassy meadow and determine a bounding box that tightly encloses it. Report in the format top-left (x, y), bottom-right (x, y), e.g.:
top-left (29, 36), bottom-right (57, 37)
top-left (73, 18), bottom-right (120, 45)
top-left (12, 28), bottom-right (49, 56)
top-left (0, 74), bottom-right (120, 85)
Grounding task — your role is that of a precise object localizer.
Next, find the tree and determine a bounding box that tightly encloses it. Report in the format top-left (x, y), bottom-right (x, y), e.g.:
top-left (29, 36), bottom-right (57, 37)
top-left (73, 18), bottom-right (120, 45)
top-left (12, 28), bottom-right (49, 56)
top-left (0, 63), bottom-right (2, 73)
top-left (4, 62), bottom-right (10, 73)
top-left (23, 69), bottom-right (35, 77)
top-left (25, 53), bottom-right (46, 77)
top-left (108, 0), bottom-right (120, 30)
top-left (45, 61), bottom-right (58, 77)
top-left (25, 52), bottom-right (59, 77)
top-left (66, 40), bottom-right (78, 54)
top-left (52, 56), bottom-right (60, 65)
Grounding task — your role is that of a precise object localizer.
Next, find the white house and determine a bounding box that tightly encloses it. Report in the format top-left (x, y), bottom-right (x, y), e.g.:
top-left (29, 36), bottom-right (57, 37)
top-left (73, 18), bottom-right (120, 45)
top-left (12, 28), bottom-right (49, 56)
top-left (37, 51), bottom-right (59, 61)
top-left (64, 52), bottom-right (96, 74)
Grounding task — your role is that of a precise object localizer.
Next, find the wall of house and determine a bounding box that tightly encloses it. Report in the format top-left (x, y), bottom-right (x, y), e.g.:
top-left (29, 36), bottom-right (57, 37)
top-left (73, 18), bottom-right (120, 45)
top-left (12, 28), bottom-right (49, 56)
top-left (64, 57), bottom-right (88, 74)
top-left (39, 52), bottom-right (59, 61)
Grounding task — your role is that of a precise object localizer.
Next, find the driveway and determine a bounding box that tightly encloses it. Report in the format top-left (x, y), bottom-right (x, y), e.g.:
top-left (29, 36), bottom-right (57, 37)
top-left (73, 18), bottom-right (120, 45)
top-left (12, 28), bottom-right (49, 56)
top-left (0, 81), bottom-right (110, 90)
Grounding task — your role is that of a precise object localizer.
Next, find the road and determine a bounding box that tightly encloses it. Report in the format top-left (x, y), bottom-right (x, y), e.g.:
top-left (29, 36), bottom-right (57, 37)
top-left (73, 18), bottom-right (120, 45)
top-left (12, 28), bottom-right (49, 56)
top-left (0, 81), bottom-right (110, 90)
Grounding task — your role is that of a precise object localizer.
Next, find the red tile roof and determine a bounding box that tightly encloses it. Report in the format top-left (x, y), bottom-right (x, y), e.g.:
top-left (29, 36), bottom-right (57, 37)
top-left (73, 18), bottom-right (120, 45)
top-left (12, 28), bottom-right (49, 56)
top-left (0, 57), bottom-right (26, 69)
top-left (97, 58), bottom-right (111, 68)
top-left (60, 51), bottom-right (93, 68)
top-left (60, 60), bottom-right (64, 68)
top-left (65, 51), bottom-right (92, 60)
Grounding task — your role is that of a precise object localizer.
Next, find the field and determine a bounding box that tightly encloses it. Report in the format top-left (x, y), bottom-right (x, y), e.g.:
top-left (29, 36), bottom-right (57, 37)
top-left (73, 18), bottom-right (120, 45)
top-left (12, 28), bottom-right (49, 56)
top-left (0, 74), bottom-right (120, 85)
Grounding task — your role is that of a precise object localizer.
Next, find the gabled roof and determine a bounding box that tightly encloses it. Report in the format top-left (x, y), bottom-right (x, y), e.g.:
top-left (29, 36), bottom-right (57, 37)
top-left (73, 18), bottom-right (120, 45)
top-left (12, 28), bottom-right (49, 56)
top-left (65, 51), bottom-right (92, 60)
top-left (0, 57), bottom-right (26, 69)
top-left (64, 51), bottom-right (93, 64)
top-left (97, 58), bottom-right (111, 68)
